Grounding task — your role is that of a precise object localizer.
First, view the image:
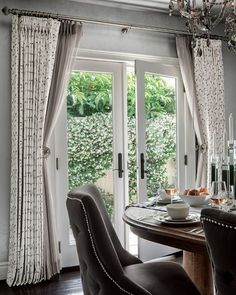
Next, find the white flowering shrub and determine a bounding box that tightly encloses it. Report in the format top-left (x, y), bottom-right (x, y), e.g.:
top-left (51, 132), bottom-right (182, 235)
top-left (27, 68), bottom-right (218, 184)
top-left (67, 113), bottom-right (176, 199)
top-left (67, 71), bottom-right (176, 215)
top-left (67, 113), bottom-right (113, 189)
top-left (126, 115), bottom-right (176, 202)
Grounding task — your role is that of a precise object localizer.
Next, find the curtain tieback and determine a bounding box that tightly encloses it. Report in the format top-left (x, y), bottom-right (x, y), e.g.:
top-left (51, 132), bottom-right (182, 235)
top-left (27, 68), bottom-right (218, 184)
top-left (200, 143), bottom-right (207, 154)
top-left (43, 146), bottom-right (51, 159)
top-left (196, 143), bottom-right (207, 153)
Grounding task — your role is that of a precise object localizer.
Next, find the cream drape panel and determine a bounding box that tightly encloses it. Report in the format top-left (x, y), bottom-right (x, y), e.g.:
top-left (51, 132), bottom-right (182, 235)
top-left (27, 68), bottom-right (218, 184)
top-left (7, 15), bottom-right (60, 286)
top-left (176, 36), bottom-right (206, 187)
top-left (44, 22), bottom-right (82, 144)
top-left (43, 22), bottom-right (82, 277)
top-left (193, 39), bottom-right (225, 187)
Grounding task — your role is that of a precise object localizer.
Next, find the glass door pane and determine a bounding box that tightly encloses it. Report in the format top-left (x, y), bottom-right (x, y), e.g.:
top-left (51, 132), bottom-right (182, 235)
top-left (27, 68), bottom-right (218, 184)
top-left (67, 71), bottom-right (114, 220)
top-left (136, 60), bottom-right (185, 202)
top-left (144, 73), bottom-right (177, 199)
top-left (55, 60), bottom-right (126, 267)
top-left (126, 67), bottom-right (178, 256)
top-left (67, 71), bottom-right (115, 248)
top-left (135, 60), bottom-right (184, 261)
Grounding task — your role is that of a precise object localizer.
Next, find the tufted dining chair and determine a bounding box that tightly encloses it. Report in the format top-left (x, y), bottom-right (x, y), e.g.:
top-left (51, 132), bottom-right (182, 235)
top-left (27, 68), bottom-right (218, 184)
top-left (66, 184), bottom-right (201, 295)
top-left (201, 208), bottom-right (236, 295)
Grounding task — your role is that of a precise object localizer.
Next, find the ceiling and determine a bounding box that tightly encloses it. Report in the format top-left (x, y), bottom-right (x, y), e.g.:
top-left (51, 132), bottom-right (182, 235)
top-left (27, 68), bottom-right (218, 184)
top-left (70, 0), bottom-right (169, 12)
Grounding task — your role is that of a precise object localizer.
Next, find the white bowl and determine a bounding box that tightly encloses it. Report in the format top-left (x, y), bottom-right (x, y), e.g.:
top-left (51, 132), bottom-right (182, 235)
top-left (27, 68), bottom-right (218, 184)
top-left (166, 203), bottom-right (189, 220)
top-left (179, 195), bottom-right (211, 207)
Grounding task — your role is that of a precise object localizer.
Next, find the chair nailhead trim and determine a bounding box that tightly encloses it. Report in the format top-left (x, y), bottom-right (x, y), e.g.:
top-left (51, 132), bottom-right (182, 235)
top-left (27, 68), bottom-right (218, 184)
top-left (200, 216), bottom-right (236, 229)
top-left (67, 197), bottom-right (151, 295)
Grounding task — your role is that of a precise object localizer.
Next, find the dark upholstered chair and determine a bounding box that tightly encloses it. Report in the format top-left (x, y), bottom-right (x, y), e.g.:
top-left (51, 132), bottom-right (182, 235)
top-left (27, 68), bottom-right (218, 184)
top-left (66, 184), bottom-right (201, 295)
top-left (201, 208), bottom-right (236, 295)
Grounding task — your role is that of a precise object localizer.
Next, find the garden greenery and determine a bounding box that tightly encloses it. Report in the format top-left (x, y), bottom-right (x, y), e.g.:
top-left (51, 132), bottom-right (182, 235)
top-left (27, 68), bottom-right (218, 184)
top-left (67, 71), bottom-right (176, 212)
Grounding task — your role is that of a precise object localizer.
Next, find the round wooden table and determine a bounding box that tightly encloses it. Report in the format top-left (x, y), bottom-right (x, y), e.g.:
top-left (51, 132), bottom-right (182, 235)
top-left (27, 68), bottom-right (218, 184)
top-left (123, 207), bottom-right (213, 295)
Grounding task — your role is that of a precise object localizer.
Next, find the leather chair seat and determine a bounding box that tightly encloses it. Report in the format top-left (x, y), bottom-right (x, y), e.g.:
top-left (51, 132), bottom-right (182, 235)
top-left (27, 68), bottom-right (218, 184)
top-left (201, 208), bottom-right (236, 295)
top-left (124, 261), bottom-right (200, 295)
top-left (67, 184), bottom-right (201, 295)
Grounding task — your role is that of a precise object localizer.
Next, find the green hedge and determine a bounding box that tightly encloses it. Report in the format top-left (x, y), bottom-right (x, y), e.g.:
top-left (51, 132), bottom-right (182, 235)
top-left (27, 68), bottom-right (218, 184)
top-left (67, 112), bottom-right (176, 201)
top-left (67, 71), bottom-right (176, 213)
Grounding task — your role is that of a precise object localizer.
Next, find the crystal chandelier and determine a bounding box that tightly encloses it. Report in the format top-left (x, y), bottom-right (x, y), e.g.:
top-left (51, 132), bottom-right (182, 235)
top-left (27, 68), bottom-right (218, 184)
top-left (225, 7), bottom-right (236, 51)
top-left (169, 0), bottom-right (235, 48)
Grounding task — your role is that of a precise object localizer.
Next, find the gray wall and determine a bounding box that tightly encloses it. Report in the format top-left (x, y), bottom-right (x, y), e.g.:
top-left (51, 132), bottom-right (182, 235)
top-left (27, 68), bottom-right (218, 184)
top-left (0, 0), bottom-right (236, 268)
top-left (223, 44), bottom-right (236, 120)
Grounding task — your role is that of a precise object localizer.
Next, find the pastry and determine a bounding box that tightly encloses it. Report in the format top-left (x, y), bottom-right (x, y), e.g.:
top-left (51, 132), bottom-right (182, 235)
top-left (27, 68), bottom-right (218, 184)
top-left (188, 189), bottom-right (200, 196)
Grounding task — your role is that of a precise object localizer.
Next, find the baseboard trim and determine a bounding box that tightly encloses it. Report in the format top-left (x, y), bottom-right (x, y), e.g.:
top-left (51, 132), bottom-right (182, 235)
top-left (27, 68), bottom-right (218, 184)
top-left (0, 262), bottom-right (8, 280)
top-left (0, 262), bottom-right (80, 281)
top-left (61, 265), bottom-right (80, 273)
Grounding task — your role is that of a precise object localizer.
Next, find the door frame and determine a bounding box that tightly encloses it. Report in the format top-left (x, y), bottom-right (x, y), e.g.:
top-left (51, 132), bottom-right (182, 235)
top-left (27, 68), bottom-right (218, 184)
top-left (135, 60), bottom-right (193, 260)
top-left (54, 59), bottom-right (128, 267)
top-left (53, 53), bottom-right (196, 266)
top-left (135, 60), bottom-right (186, 203)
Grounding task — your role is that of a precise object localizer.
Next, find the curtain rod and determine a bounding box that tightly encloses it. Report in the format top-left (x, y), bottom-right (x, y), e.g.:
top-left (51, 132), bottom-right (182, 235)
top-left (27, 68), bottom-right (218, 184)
top-left (1, 6), bottom-right (226, 41)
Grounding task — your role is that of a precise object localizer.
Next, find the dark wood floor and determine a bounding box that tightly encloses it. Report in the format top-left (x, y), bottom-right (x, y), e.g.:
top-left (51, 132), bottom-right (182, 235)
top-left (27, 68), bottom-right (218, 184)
top-left (0, 254), bottom-right (183, 294)
top-left (0, 271), bottom-right (83, 295)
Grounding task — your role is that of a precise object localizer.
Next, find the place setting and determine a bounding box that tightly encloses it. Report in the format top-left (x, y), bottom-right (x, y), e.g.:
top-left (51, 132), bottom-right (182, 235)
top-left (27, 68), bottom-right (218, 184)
top-left (126, 186), bottom-right (211, 226)
top-left (126, 180), bottom-right (236, 228)
top-left (153, 203), bottom-right (200, 226)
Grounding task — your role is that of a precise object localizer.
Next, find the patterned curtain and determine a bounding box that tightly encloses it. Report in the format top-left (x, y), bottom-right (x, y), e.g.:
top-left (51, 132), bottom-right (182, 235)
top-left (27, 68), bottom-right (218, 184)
top-left (7, 15), bottom-right (60, 286)
top-left (193, 39), bottom-right (225, 187)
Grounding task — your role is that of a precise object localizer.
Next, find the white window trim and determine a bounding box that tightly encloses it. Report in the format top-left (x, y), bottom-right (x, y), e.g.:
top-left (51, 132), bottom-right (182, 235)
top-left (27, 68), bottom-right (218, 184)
top-left (53, 50), bottom-right (195, 266)
top-left (76, 48), bottom-right (180, 67)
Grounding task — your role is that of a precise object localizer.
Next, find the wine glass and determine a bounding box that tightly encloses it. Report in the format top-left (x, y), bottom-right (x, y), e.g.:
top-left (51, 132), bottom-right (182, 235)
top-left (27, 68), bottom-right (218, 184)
top-left (210, 181), bottom-right (227, 209)
top-left (165, 187), bottom-right (178, 204)
top-left (222, 186), bottom-right (235, 212)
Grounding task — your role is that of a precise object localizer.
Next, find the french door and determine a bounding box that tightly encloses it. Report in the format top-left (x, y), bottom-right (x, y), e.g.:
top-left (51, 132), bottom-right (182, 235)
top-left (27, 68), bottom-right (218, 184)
top-left (54, 58), bottom-right (194, 266)
top-left (55, 60), bottom-right (128, 267)
top-left (135, 60), bottom-right (185, 260)
top-left (136, 60), bottom-right (185, 201)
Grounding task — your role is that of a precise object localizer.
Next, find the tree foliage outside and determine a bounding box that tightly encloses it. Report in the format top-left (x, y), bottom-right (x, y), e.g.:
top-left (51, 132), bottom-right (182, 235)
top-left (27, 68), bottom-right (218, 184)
top-left (127, 73), bottom-right (175, 118)
top-left (67, 71), bottom-right (175, 118)
top-left (67, 72), bottom-right (112, 117)
top-left (67, 71), bottom-right (176, 213)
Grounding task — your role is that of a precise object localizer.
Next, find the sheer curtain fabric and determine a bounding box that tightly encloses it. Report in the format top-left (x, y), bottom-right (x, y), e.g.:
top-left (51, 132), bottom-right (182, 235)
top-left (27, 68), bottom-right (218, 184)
top-left (43, 22), bottom-right (82, 279)
top-left (176, 36), bottom-right (206, 187)
top-left (44, 22), bottom-right (82, 144)
top-left (193, 39), bottom-right (225, 186)
top-left (8, 15), bottom-right (60, 286)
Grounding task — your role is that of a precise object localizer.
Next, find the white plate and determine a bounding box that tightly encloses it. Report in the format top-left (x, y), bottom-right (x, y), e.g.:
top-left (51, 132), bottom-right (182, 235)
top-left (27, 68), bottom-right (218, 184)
top-left (164, 215), bottom-right (194, 222)
top-left (157, 196), bottom-right (181, 205)
top-left (154, 213), bottom-right (200, 225)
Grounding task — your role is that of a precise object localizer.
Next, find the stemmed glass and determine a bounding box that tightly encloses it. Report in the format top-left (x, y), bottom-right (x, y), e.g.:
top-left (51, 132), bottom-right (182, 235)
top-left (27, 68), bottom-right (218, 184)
top-left (210, 181), bottom-right (227, 209)
top-left (222, 186), bottom-right (235, 212)
top-left (162, 187), bottom-right (178, 203)
top-left (169, 188), bottom-right (178, 204)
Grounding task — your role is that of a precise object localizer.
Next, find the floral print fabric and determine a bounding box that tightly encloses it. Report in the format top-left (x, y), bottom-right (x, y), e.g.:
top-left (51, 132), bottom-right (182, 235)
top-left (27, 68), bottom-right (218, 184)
top-left (193, 39), bottom-right (225, 187)
top-left (7, 15), bottom-right (60, 286)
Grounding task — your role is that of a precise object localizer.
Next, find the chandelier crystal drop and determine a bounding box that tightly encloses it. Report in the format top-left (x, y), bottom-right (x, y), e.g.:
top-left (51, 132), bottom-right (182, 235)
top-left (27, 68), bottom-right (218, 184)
top-left (225, 6), bottom-right (236, 51)
top-left (169, 0), bottom-right (236, 50)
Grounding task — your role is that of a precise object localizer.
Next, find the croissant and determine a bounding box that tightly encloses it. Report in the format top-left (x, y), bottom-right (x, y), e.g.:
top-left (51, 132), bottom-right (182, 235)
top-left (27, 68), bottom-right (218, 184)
top-left (187, 189), bottom-right (200, 196)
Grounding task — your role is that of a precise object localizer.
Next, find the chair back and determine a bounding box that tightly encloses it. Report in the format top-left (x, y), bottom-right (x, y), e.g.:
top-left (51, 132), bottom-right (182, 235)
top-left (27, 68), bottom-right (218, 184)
top-left (201, 208), bottom-right (236, 295)
top-left (66, 184), bottom-right (141, 294)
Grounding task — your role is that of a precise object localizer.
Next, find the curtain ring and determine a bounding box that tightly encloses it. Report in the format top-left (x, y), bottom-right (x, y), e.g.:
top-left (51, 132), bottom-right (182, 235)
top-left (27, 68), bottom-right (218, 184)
top-left (43, 146), bottom-right (51, 159)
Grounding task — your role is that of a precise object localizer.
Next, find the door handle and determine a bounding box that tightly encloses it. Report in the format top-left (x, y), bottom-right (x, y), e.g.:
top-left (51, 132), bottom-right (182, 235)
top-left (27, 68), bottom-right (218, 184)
top-left (140, 153), bottom-right (147, 179)
top-left (118, 153), bottom-right (124, 178)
